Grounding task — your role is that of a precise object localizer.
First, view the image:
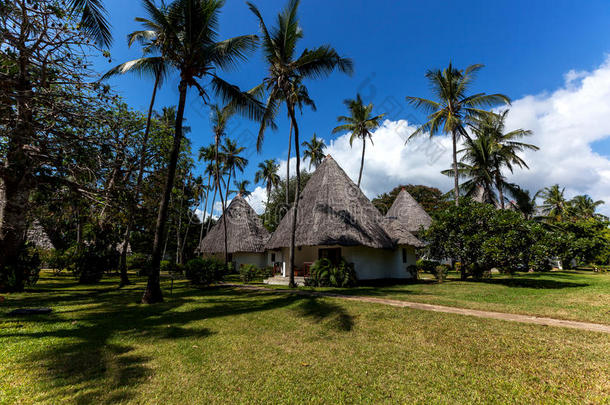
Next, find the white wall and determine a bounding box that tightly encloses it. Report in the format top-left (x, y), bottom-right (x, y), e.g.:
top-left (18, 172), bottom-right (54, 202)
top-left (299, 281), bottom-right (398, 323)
top-left (271, 244), bottom-right (417, 280)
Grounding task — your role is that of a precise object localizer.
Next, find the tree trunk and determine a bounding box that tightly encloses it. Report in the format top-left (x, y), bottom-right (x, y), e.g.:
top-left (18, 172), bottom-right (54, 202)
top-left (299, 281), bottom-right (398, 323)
top-left (496, 169), bottom-right (505, 210)
top-left (357, 137), bottom-right (366, 188)
top-left (206, 181), bottom-right (218, 235)
top-left (119, 72), bottom-right (160, 286)
top-left (175, 176), bottom-right (186, 265)
top-left (285, 121), bottom-right (293, 207)
top-left (287, 102), bottom-right (300, 288)
top-left (198, 175), bottom-right (211, 248)
top-left (0, 38), bottom-right (34, 292)
top-left (452, 129), bottom-right (460, 207)
top-left (142, 80), bottom-right (188, 304)
top-left (220, 171), bottom-right (231, 265)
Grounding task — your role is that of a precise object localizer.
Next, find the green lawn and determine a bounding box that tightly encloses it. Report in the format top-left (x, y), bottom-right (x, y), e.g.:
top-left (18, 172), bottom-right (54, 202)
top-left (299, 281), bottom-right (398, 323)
top-left (264, 270), bottom-right (610, 325)
top-left (1, 272), bottom-right (609, 404)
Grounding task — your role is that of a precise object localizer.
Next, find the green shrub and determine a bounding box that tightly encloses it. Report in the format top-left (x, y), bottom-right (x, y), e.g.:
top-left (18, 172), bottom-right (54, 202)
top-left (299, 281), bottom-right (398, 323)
top-left (72, 246), bottom-right (117, 284)
top-left (46, 249), bottom-right (71, 274)
top-left (239, 264), bottom-right (259, 283)
top-left (416, 259), bottom-right (440, 274)
top-left (185, 258), bottom-right (225, 286)
top-left (126, 253), bottom-right (150, 271)
top-left (0, 243), bottom-right (43, 291)
top-left (406, 264), bottom-right (418, 279)
top-left (305, 258), bottom-right (357, 287)
top-left (433, 264), bottom-right (450, 282)
top-left (160, 260), bottom-right (174, 273)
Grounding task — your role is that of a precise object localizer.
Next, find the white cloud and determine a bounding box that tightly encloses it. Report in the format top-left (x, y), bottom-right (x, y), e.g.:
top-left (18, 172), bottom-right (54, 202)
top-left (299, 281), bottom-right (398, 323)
top-left (245, 186), bottom-right (268, 214)
top-left (272, 57), bottom-right (610, 216)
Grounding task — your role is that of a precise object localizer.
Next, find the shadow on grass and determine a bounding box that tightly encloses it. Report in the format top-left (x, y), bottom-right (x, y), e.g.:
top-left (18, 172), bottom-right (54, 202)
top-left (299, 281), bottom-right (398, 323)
top-left (478, 277), bottom-right (588, 289)
top-left (294, 297), bottom-right (353, 332)
top-left (1, 281), bottom-right (316, 403)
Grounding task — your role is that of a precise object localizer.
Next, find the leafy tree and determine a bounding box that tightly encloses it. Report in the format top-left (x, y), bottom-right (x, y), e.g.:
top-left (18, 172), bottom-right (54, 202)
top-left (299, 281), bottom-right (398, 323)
top-left (254, 159), bottom-right (280, 208)
top-left (568, 195), bottom-right (605, 220)
top-left (406, 63), bottom-right (510, 206)
top-left (136, 0), bottom-right (265, 303)
top-left (302, 134), bottom-right (327, 170)
top-left (249, 0), bottom-right (353, 287)
top-left (332, 94), bottom-right (384, 187)
top-left (372, 185), bottom-right (450, 217)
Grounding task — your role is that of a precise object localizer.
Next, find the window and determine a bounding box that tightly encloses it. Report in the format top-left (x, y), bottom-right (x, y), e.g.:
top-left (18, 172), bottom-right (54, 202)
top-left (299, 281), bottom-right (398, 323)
top-left (271, 253), bottom-right (276, 262)
top-left (402, 248), bottom-right (407, 264)
top-left (318, 248), bottom-right (341, 265)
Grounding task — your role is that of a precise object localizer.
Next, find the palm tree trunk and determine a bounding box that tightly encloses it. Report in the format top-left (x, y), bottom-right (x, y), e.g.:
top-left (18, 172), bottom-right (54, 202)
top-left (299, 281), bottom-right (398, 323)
top-left (175, 176), bottom-right (186, 265)
top-left (495, 169), bottom-right (505, 209)
top-left (119, 72), bottom-right (160, 286)
top-left (287, 102), bottom-right (300, 288)
top-left (198, 176), bottom-right (211, 248)
top-left (220, 171), bottom-right (232, 265)
top-left (206, 181), bottom-right (218, 235)
top-left (357, 137), bottom-right (366, 188)
top-left (452, 129), bottom-right (459, 207)
top-left (285, 121), bottom-right (293, 206)
top-left (142, 80), bottom-right (188, 304)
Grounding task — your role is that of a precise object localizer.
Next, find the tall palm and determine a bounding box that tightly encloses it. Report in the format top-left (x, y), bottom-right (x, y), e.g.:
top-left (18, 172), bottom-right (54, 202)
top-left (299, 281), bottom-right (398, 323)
top-left (538, 184), bottom-right (568, 222)
top-left (234, 180), bottom-right (252, 197)
top-left (139, 0), bottom-right (265, 304)
top-left (569, 195), bottom-right (605, 219)
top-left (332, 94), bottom-right (384, 187)
top-left (249, 0), bottom-right (353, 287)
top-left (197, 144), bottom-right (216, 247)
top-left (406, 63), bottom-right (510, 206)
top-left (470, 110), bottom-right (537, 209)
top-left (505, 184), bottom-right (537, 219)
top-left (219, 138), bottom-right (248, 263)
top-left (102, 3), bottom-right (170, 286)
top-left (254, 159), bottom-right (280, 208)
top-left (441, 133), bottom-right (499, 204)
top-left (302, 133), bottom-right (326, 170)
top-left (69, 0), bottom-right (112, 47)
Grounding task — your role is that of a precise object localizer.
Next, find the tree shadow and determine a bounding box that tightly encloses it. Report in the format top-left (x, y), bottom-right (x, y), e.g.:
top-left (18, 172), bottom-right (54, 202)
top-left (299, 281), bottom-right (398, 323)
top-left (1, 283), bottom-right (306, 403)
top-left (478, 278), bottom-right (588, 289)
top-left (294, 297), bottom-right (353, 332)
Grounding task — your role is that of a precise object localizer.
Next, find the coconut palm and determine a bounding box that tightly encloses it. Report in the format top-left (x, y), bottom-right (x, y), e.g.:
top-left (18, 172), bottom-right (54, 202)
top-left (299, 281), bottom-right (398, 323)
top-left (197, 144), bottom-right (216, 247)
top-left (254, 159), bottom-right (280, 208)
top-left (302, 134), bottom-right (326, 170)
top-left (441, 133), bottom-right (499, 204)
top-left (248, 0), bottom-right (353, 287)
top-left (569, 195), bottom-right (605, 219)
top-left (470, 110), bottom-right (537, 209)
top-left (233, 180), bottom-right (252, 197)
top-left (538, 184), bottom-right (568, 222)
top-left (138, 0), bottom-right (265, 304)
top-left (406, 63), bottom-right (510, 206)
top-left (102, 4), bottom-right (171, 286)
top-left (506, 185), bottom-right (538, 219)
top-left (218, 138), bottom-right (248, 263)
top-left (332, 94), bottom-right (384, 187)
top-left (69, 0), bottom-right (112, 47)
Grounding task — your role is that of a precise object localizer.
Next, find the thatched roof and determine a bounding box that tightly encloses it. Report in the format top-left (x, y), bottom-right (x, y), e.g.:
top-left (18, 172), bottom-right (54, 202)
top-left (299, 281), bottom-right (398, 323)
top-left (26, 220), bottom-right (54, 250)
top-left (384, 188), bottom-right (432, 234)
top-left (200, 194), bottom-right (270, 254)
top-left (381, 219), bottom-right (425, 248)
top-left (266, 155), bottom-right (395, 249)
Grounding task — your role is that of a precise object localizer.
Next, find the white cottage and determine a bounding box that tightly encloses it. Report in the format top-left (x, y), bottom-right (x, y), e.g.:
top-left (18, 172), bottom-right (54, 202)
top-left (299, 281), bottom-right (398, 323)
top-left (265, 155), bottom-right (423, 282)
top-left (199, 194), bottom-right (270, 269)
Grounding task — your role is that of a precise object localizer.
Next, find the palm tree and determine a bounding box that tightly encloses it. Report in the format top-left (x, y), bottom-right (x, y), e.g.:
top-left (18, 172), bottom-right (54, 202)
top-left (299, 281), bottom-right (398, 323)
top-left (249, 0), bottom-right (353, 287)
top-left (219, 138), bottom-right (248, 264)
top-left (332, 94), bottom-right (384, 187)
top-left (538, 184), bottom-right (568, 222)
top-left (138, 0), bottom-right (265, 304)
top-left (254, 159), bottom-right (280, 207)
top-left (505, 184), bottom-right (537, 219)
top-left (441, 133), bottom-right (499, 204)
top-left (102, 3), bottom-right (171, 286)
top-left (406, 63), bottom-right (510, 206)
top-left (302, 134), bottom-right (326, 170)
top-left (69, 0), bottom-right (113, 47)
top-left (569, 195), bottom-right (605, 219)
top-left (234, 180), bottom-right (252, 197)
top-left (470, 110), bottom-right (537, 209)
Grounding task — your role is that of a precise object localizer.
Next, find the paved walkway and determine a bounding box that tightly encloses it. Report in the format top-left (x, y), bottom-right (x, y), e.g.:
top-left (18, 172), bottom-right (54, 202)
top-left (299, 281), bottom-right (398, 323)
top-left (226, 284), bottom-right (610, 334)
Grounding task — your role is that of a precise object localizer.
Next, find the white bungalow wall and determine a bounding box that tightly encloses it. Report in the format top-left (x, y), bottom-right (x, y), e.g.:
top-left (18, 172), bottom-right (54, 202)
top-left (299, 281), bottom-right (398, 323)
top-left (271, 245), bottom-right (417, 280)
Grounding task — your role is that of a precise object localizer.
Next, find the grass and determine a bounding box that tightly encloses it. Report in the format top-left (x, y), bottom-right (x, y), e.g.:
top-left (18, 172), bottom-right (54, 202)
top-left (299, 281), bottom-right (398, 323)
top-left (263, 270), bottom-right (610, 325)
top-left (0, 271), bottom-right (609, 404)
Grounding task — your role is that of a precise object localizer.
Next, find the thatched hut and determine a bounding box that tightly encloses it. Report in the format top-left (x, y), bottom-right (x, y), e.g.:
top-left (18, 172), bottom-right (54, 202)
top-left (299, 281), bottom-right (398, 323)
top-left (266, 155), bottom-right (421, 281)
top-left (199, 194), bottom-right (270, 269)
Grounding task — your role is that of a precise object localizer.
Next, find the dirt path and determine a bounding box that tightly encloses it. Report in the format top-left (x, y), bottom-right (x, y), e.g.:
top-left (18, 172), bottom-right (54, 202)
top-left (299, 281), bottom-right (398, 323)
top-left (226, 284), bottom-right (610, 334)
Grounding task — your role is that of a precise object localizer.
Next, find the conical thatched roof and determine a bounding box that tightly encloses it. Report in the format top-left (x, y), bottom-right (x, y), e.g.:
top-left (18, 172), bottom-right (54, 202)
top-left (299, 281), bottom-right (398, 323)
top-left (200, 194), bottom-right (270, 254)
top-left (266, 155), bottom-right (395, 249)
top-left (384, 188), bottom-right (432, 234)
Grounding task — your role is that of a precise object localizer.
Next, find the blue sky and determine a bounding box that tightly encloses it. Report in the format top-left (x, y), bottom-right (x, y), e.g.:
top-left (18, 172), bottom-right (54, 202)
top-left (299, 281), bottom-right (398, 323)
top-left (95, 0), bottom-right (610, 214)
